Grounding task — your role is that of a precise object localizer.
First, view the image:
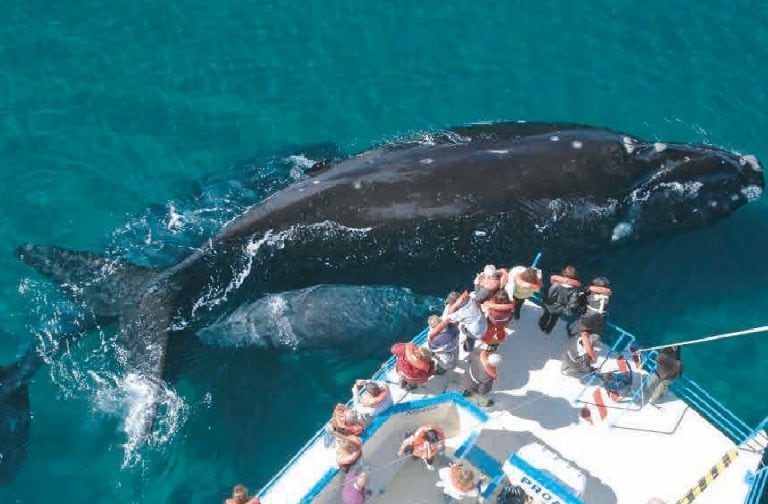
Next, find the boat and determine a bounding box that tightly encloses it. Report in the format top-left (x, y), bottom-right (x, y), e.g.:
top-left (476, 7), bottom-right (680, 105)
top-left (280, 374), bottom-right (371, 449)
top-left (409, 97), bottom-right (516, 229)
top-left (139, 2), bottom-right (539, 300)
top-left (257, 293), bottom-right (768, 503)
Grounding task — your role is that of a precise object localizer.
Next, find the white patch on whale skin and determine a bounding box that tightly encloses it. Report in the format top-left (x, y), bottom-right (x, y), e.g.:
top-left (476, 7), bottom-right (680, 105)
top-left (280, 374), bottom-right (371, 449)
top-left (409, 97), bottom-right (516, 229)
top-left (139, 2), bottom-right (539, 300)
top-left (657, 181), bottom-right (703, 198)
top-left (708, 200), bottom-right (718, 208)
top-left (611, 222), bottom-right (633, 242)
top-left (353, 181), bottom-right (362, 190)
top-left (742, 185), bottom-right (763, 201)
top-left (622, 136), bottom-right (636, 154)
top-left (486, 149), bottom-right (509, 155)
top-left (730, 194), bottom-right (740, 202)
top-left (474, 230), bottom-right (487, 237)
top-left (550, 135), bottom-right (560, 142)
top-left (571, 141), bottom-right (583, 149)
top-left (739, 155), bottom-right (761, 171)
top-left (654, 142), bottom-right (668, 152)
top-left (420, 158), bottom-right (434, 165)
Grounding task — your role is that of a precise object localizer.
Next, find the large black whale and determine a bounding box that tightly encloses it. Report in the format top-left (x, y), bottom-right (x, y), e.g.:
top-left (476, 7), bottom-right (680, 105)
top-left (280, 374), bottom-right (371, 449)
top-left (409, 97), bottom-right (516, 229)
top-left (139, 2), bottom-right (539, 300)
top-left (4, 121), bottom-right (764, 483)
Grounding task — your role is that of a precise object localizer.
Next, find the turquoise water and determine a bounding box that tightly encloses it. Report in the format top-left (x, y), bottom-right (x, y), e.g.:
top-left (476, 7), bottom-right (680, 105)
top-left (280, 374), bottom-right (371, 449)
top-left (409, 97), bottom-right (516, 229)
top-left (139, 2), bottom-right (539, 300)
top-left (1, 1), bottom-right (767, 502)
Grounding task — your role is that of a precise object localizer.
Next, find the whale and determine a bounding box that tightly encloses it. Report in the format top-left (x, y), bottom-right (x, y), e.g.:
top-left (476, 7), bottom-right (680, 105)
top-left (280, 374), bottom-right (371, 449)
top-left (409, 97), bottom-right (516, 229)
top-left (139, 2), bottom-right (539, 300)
top-left (4, 121), bottom-right (764, 483)
top-left (197, 284), bottom-right (440, 350)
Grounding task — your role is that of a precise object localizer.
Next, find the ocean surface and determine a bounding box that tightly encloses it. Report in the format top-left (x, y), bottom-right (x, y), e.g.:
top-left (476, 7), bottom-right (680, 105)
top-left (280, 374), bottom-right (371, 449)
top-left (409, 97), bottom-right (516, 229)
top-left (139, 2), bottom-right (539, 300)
top-left (1, 1), bottom-right (767, 502)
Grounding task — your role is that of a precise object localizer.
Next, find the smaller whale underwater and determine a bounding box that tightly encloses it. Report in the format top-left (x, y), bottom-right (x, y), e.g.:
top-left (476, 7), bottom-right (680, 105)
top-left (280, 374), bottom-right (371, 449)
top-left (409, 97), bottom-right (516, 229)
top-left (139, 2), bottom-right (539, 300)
top-left (1, 121), bottom-right (764, 484)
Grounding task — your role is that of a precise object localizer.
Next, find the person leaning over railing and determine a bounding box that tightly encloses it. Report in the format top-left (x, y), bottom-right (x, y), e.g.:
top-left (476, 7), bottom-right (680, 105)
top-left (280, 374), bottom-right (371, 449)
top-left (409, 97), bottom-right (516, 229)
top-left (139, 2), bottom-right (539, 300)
top-left (351, 379), bottom-right (392, 420)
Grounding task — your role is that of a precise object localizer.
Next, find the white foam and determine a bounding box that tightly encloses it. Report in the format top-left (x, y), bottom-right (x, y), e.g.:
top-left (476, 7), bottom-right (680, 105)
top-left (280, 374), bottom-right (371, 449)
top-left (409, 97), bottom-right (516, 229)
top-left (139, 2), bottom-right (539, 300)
top-left (166, 203), bottom-right (185, 231)
top-left (611, 222), bottom-right (633, 242)
top-left (474, 230), bottom-right (487, 237)
top-left (654, 142), bottom-right (668, 152)
top-left (285, 154), bottom-right (316, 169)
top-left (92, 372), bottom-right (188, 468)
top-left (190, 221), bottom-right (372, 317)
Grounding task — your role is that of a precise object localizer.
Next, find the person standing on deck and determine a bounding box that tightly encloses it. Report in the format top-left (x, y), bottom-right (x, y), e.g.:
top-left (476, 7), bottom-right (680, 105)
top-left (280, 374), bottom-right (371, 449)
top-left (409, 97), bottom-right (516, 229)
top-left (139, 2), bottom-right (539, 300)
top-left (390, 342), bottom-right (435, 390)
top-left (436, 463), bottom-right (480, 502)
top-left (645, 345), bottom-right (683, 405)
top-left (474, 264), bottom-right (508, 300)
top-left (479, 289), bottom-right (515, 351)
top-left (447, 290), bottom-right (489, 352)
top-left (561, 326), bottom-right (600, 377)
top-left (342, 470), bottom-right (370, 504)
top-left (351, 379), bottom-right (392, 420)
top-left (538, 265), bottom-right (582, 334)
top-left (427, 315), bottom-right (460, 375)
top-left (578, 276), bottom-right (612, 336)
top-left (504, 266), bottom-right (542, 320)
top-left (462, 350), bottom-right (502, 407)
top-left (397, 424), bottom-right (446, 470)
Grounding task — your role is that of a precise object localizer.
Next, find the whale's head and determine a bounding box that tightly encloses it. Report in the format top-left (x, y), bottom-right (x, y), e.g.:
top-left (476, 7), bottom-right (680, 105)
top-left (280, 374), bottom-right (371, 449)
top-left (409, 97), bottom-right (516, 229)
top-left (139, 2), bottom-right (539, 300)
top-left (611, 142), bottom-right (764, 243)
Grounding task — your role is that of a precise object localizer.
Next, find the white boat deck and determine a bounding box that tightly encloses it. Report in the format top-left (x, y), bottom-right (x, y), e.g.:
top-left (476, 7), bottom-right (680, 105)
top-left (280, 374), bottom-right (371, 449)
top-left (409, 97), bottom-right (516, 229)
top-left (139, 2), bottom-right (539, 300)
top-left (259, 301), bottom-right (768, 504)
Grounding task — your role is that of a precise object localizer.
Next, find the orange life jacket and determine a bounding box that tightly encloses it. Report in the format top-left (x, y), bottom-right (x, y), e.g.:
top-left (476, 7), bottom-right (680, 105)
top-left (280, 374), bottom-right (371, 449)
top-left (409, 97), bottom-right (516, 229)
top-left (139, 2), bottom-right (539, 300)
top-left (550, 274), bottom-right (581, 288)
top-left (412, 425), bottom-right (445, 460)
top-left (480, 323), bottom-right (507, 346)
top-left (404, 343), bottom-right (433, 372)
top-left (336, 435), bottom-right (362, 468)
top-left (331, 404), bottom-right (364, 436)
top-left (484, 302), bottom-right (515, 326)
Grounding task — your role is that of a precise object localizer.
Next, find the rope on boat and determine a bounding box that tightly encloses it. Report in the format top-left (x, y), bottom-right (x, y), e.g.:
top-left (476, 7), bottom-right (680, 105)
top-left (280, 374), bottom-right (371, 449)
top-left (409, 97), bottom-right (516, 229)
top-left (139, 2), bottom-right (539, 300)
top-left (632, 325), bottom-right (768, 354)
top-left (674, 447), bottom-right (739, 504)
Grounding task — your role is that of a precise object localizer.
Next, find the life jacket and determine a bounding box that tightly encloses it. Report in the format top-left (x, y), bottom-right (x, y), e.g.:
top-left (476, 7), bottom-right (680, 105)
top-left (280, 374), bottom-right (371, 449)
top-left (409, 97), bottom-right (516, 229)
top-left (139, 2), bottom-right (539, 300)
top-left (335, 435), bottom-right (362, 468)
top-left (449, 464), bottom-right (478, 493)
top-left (480, 323), bottom-right (507, 346)
top-left (508, 266), bottom-right (541, 299)
top-left (484, 302), bottom-right (515, 326)
top-left (412, 425), bottom-right (445, 460)
top-left (392, 343), bottom-right (435, 384)
top-left (359, 383), bottom-right (390, 409)
top-left (550, 274), bottom-right (581, 289)
top-left (585, 285), bottom-right (611, 314)
top-left (331, 404), bottom-right (365, 436)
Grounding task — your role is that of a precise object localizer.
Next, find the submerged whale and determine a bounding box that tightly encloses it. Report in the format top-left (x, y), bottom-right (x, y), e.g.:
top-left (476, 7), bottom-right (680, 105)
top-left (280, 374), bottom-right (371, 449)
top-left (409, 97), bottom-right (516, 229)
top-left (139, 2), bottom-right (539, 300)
top-left (4, 121), bottom-right (764, 483)
top-left (197, 284), bottom-right (440, 350)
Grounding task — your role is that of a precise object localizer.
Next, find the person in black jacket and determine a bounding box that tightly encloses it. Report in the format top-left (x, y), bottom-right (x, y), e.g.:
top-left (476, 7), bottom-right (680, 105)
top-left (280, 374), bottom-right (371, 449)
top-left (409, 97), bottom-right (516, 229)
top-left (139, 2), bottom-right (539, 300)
top-left (538, 265), bottom-right (582, 334)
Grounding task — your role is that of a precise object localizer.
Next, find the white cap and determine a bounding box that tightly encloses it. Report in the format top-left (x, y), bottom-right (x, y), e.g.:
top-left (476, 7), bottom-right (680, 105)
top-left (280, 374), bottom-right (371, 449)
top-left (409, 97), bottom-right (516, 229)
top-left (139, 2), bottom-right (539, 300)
top-left (487, 353), bottom-right (502, 367)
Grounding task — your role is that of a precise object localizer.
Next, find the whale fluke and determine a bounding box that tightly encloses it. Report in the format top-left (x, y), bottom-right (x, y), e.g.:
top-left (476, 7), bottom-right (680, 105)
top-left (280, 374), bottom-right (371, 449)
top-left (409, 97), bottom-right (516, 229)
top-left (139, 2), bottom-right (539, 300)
top-left (17, 244), bottom-right (160, 318)
top-left (0, 313), bottom-right (98, 485)
top-left (0, 361), bottom-right (32, 486)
